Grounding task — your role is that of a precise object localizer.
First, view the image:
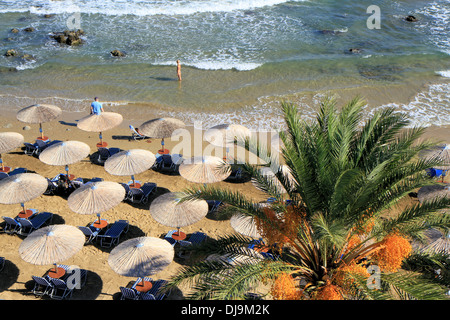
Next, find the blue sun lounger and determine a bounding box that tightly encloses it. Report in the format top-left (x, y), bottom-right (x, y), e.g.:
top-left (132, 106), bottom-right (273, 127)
top-left (97, 220), bottom-right (129, 248)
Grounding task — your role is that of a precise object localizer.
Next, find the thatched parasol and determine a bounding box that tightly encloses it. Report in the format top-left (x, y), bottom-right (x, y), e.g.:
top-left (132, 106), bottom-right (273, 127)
top-left (138, 118), bottom-right (185, 154)
top-left (68, 181), bottom-right (125, 214)
top-left (19, 224), bottom-right (85, 276)
top-left (0, 132), bottom-right (24, 173)
top-left (420, 144), bottom-right (450, 170)
top-left (108, 236), bottom-right (174, 291)
top-left (16, 104), bottom-right (62, 141)
top-left (0, 173), bottom-right (47, 214)
top-left (149, 192), bottom-right (208, 239)
top-left (417, 184), bottom-right (450, 203)
top-left (252, 165), bottom-right (295, 194)
top-left (68, 181), bottom-right (125, 226)
top-left (77, 112), bottom-right (123, 148)
top-left (420, 235), bottom-right (450, 255)
top-left (230, 213), bottom-right (262, 239)
top-left (204, 123), bottom-right (251, 147)
top-left (104, 149), bottom-right (156, 187)
top-left (178, 156), bottom-right (231, 185)
top-left (39, 140), bottom-right (90, 179)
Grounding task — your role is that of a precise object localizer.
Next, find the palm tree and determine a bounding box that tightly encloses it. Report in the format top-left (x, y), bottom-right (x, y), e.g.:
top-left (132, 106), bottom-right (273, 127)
top-left (166, 97), bottom-right (450, 300)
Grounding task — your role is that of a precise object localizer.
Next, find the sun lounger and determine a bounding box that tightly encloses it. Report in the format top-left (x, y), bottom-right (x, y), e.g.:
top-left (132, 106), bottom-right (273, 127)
top-left (97, 220), bottom-right (129, 248)
top-left (226, 166), bottom-right (243, 181)
top-left (2, 216), bottom-right (22, 234)
top-left (207, 200), bottom-right (222, 214)
top-left (44, 178), bottom-right (58, 195)
top-left (129, 125), bottom-right (149, 140)
top-left (31, 275), bottom-right (53, 297)
top-left (154, 154), bottom-right (183, 173)
top-left (56, 265), bottom-right (88, 289)
top-left (48, 278), bottom-right (73, 300)
top-left (120, 286), bottom-right (139, 300)
top-left (139, 182), bottom-right (157, 204)
top-left (148, 279), bottom-right (168, 300)
top-left (24, 139), bottom-right (62, 157)
top-left (78, 226), bottom-right (100, 244)
top-left (96, 147), bottom-right (121, 164)
top-left (8, 167), bottom-right (27, 176)
top-left (177, 232), bottom-right (207, 258)
top-left (163, 230), bottom-right (178, 246)
top-left (140, 292), bottom-right (156, 300)
top-left (17, 211), bottom-right (53, 236)
top-left (119, 183), bottom-right (132, 201)
top-left (128, 182), bottom-right (157, 204)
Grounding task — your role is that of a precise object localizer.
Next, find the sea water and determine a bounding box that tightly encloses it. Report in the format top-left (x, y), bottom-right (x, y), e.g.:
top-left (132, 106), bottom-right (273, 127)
top-left (0, 0), bottom-right (449, 130)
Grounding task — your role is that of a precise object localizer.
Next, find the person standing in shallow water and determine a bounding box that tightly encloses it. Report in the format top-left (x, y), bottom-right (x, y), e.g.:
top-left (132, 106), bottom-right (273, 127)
top-left (176, 60), bottom-right (182, 81)
top-left (90, 97), bottom-right (104, 115)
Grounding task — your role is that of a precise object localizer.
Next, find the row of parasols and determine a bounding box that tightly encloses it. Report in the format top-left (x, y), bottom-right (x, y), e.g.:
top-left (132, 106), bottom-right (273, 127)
top-left (14, 103), bottom-right (256, 152)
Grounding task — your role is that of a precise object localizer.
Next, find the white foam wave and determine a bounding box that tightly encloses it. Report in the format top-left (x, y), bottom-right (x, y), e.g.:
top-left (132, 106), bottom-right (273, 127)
top-left (157, 60), bottom-right (262, 71)
top-left (415, 1), bottom-right (450, 55)
top-left (365, 83), bottom-right (450, 128)
top-left (0, 0), bottom-right (305, 16)
top-left (159, 82), bottom-right (450, 131)
top-left (437, 70), bottom-right (450, 78)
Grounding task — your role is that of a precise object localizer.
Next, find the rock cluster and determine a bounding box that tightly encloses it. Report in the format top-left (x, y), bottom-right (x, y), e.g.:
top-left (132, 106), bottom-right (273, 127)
top-left (405, 15), bottom-right (418, 22)
top-left (111, 50), bottom-right (126, 57)
top-left (51, 29), bottom-right (85, 46)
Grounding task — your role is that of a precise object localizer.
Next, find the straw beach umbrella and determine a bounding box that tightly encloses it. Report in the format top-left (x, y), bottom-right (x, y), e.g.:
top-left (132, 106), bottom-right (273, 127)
top-left (19, 224), bottom-right (85, 277)
top-left (149, 192), bottom-right (209, 239)
top-left (230, 213), bottom-right (262, 239)
top-left (417, 183), bottom-right (450, 203)
top-left (204, 124), bottom-right (251, 147)
top-left (420, 144), bottom-right (450, 170)
top-left (68, 181), bottom-right (125, 227)
top-left (77, 112), bottom-right (123, 148)
top-left (108, 236), bottom-right (174, 292)
top-left (138, 117), bottom-right (185, 154)
top-left (420, 235), bottom-right (450, 255)
top-left (39, 140), bottom-right (90, 180)
top-left (104, 149), bottom-right (156, 188)
top-left (16, 104), bottom-right (62, 141)
top-left (0, 132), bottom-right (24, 173)
top-left (252, 165), bottom-right (294, 194)
top-left (0, 173), bottom-right (48, 216)
top-left (178, 156), bottom-right (231, 185)
top-left (204, 124), bottom-right (251, 161)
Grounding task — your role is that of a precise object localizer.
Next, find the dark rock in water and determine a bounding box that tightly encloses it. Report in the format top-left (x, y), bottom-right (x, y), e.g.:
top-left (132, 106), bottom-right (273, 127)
top-left (111, 50), bottom-right (126, 57)
top-left (4, 49), bottom-right (18, 57)
top-left (348, 48), bottom-right (362, 54)
top-left (318, 29), bottom-right (347, 35)
top-left (10, 28), bottom-right (20, 34)
top-left (23, 27), bottom-right (35, 32)
top-left (405, 15), bottom-right (418, 22)
top-left (21, 54), bottom-right (35, 61)
top-left (51, 29), bottom-right (85, 46)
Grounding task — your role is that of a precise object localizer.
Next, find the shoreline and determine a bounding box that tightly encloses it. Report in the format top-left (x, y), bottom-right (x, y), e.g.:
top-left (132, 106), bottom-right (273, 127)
top-left (1, 74), bottom-right (449, 131)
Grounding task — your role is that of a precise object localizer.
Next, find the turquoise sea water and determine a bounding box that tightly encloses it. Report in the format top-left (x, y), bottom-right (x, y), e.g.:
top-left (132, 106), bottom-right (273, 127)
top-left (0, 0), bottom-right (449, 130)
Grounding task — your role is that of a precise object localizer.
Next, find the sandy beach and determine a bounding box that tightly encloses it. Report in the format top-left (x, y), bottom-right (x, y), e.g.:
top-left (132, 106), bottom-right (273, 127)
top-left (0, 107), bottom-right (448, 301)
